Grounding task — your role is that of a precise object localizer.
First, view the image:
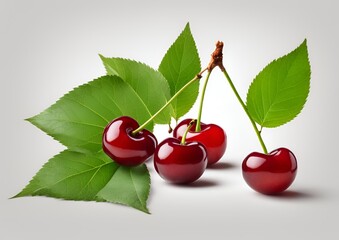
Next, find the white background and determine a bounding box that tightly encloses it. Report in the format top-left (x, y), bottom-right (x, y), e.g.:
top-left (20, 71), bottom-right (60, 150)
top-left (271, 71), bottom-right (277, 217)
top-left (1, 0), bottom-right (338, 239)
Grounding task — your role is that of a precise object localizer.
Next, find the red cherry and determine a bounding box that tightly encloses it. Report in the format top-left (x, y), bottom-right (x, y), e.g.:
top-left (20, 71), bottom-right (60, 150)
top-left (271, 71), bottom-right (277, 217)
top-left (173, 118), bottom-right (227, 165)
top-left (102, 116), bottom-right (157, 166)
top-left (154, 138), bottom-right (208, 184)
top-left (242, 148), bottom-right (297, 194)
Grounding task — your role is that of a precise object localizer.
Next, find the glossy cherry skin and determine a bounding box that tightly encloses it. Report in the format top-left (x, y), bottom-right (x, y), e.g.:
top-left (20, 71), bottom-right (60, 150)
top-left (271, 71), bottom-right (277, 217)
top-left (173, 119), bottom-right (226, 166)
top-left (242, 148), bottom-right (297, 195)
top-left (102, 116), bottom-right (157, 166)
top-left (154, 138), bottom-right (208, 184)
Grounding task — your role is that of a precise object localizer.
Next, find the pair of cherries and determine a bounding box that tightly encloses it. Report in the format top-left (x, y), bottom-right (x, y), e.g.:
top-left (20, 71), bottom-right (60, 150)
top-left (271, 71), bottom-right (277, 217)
top-left (102, 116), bottom-right (297, 194)
top-left (102, 116), bottom-right (226, 184)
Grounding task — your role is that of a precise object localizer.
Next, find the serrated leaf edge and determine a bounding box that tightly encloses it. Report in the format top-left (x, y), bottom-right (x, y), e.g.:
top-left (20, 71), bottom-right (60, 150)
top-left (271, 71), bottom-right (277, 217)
top-left (99, 55), bottom-right (172, 100)
top-left (98, 164), bottom-right (151, 214)
top-left (246, 39), bottom-right (311, 128)
top-left (12, 150), bottom-right (113, 198)
top-left (158, 22), bottom-right (202, 81)
top-left (12, 150), bottom-right (151, 214)
top-left (25, 76), bottom-right (117, 153)
top-left (158, 22), bottom-right (201, 120)
top-left (99, 56), bottom-right (174, 124)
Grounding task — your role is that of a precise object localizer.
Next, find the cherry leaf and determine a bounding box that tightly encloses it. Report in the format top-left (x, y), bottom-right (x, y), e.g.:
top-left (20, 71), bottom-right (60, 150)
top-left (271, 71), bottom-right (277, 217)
top-left (100, 57), bottom-right (172, 124)
top-left (159, 23), bottom-right (201, 120)
top-left (97, 163), bottom-right (150, 213)
top-left (246, 40), bottom-right (311, 128)
top-left (13, 150), bottom-right (151, 213)
top-left (27, 75), bottom-right (155, 153)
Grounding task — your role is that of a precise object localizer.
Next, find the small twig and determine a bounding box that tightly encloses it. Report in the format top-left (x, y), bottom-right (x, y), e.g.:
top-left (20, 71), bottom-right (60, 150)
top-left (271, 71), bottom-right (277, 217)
top-left (197, 67), bottom-right (208, 79)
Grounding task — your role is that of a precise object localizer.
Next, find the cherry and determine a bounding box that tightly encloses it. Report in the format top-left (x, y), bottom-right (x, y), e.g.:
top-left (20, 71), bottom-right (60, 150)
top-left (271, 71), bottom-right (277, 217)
top-left (242, 148), bottom-right (297, 194)
top-left (154, 120), bottom-right (207, 184)
top-left (173, 118), bottom-right (226, 165)
top-left (154, 138), bottom-right (207, 184)
top-left (102, 116), bottom-right (157, 166)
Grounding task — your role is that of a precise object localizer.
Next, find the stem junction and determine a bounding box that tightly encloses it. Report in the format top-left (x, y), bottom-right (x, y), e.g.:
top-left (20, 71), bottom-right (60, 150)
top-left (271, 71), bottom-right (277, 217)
top-left (195, 41), bottom-right (226, 132)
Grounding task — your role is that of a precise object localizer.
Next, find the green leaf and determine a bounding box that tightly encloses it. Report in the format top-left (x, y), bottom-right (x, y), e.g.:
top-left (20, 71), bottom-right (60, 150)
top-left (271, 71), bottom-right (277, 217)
top-left (14, 150), bottom-right (151, 213)
top-left (14, 150), bottom-right (115, 200)
top-left (158, 23), bottom-right (201, 120)
top-left (28, 75), bottom-right (156, 153)
top-left (100, 57), bottom-right (172, 124)
top-left (246, 39), bottom-right (311, 128)
top-left (97, 164), bottom-right (150, 213)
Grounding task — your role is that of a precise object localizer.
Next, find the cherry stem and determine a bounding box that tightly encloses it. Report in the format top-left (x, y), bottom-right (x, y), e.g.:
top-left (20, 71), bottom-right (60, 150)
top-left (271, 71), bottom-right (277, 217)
top-left (195, 41), bottom-right (225, 132)
top-left (132, 42), bottom-right (224, 135)
top-left (221, 68), bottom-right (268, 154)
top-left (132, 70), bottom-right (206, 135)
top-left (181, 119), bottom-right (197, 145)
top-left (210, 41), bottom-right (268, 153)
top-left (195, 70), bottom-right (212, 132)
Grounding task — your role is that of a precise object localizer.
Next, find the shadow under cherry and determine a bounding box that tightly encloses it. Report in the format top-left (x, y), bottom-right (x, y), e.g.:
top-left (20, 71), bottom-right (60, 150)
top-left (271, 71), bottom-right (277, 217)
top-left (207, 162), bottom-right (237, 170)
top-left (170, 179), bottom-right (221, 188)
top-left (264, 190), bottom-right (321, 200)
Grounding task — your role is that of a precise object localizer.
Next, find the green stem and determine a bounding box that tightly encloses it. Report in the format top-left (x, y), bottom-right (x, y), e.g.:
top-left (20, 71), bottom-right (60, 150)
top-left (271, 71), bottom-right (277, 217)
top-left (132, 74), bottom-right (202, 135)
top-left (195, 71), bottom-right (212, 132)
top-left (181, 119), bottom-right (196, 145)
top-left (222, 69), bottom-right (268, 154)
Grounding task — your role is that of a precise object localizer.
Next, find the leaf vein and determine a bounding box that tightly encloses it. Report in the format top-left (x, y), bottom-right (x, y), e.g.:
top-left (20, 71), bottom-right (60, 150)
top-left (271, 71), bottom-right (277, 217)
top-left (33, 162), bottom-right (112, 195)
top-left (130, 170), bottom-right (143, 207)
top-left (63, 96), bottom-right (109, 123)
